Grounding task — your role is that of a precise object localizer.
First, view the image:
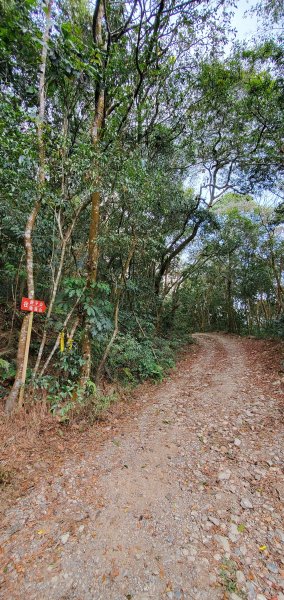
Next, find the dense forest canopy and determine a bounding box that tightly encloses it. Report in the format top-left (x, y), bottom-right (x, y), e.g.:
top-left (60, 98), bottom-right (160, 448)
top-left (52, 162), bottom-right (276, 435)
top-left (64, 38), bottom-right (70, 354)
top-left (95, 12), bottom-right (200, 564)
top-left (0, 0), bottom-right (283, 416)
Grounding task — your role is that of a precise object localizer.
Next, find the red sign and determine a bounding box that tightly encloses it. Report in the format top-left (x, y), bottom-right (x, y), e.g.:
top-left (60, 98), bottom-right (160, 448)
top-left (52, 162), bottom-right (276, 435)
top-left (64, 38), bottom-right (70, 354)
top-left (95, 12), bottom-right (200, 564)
top-left (21, 298), bottom-right (47, 313)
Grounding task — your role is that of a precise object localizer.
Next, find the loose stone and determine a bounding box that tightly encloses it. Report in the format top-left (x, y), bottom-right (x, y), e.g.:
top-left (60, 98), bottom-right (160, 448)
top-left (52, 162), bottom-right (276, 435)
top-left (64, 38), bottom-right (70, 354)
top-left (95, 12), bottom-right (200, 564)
top-left (267, 562), bottom-right (279, 574)
top-left (236, 570), bottom-right (246, 585)
top-left (208, 516), bottom-right (220, 526)
top-left (241, 498), bottom-right (253, 509)
top-left (215, 535), bottom-right (230, 554)
top-left (61, 532), bottom-right (70, 544)
top-left (218, 469), bottom-right (231, 481)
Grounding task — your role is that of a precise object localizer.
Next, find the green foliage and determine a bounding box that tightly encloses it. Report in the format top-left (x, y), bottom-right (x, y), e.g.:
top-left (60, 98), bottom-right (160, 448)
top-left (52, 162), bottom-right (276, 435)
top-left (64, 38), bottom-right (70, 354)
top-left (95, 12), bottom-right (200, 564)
top-left (34, 374), bottom-right (116, 422)
top-left (59, 279), bottom-right (113, 339)
top-left (108, 334), bottom-right (175, 384)
top-left (0, 359), bottom-right (16, 399)
top-left (171, 201), bottom-right (284, 338)
top-left (83, 389), bottom-right (117, 424)
top-left (0, 358), bottom-right (10, 373)
top-left (55, 347), bottom-right (85, 379)
top-left (219, 559), bottom-right (239, 594)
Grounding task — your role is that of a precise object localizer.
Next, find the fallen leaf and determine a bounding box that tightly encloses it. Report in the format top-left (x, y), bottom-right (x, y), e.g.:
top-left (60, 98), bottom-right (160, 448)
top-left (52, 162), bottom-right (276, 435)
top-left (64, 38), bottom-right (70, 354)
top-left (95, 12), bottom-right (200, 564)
top-left (165, 581), bottom-right (173, 592)
top-left (14, 563), bottom-right (25, 574)
top-left (110, 566), bottom-right (119, 580)
top-left (159, 566), bottom-right (165, 578)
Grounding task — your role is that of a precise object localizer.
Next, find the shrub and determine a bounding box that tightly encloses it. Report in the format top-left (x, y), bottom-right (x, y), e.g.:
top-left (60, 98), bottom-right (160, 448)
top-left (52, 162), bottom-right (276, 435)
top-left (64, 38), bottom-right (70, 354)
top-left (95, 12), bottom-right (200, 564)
top-left (108, 333), bottom-right (175, 383)
top-left (33, 375), bottom-right (116, 422)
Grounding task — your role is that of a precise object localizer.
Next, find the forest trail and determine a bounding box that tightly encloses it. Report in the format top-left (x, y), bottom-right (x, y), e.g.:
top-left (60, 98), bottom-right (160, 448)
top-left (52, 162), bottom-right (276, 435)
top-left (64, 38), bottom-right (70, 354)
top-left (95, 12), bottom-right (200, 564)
top-left (1, 334), bottom-right (284, 600)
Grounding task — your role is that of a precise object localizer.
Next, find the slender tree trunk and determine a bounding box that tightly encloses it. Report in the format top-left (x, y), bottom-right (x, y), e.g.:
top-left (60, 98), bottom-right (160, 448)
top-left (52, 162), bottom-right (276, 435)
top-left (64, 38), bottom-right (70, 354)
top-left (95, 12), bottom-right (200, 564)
top-left (248, 300), bottom-right (253, 333)
top-left (78, 191), bottom-right (100, 388)
top-left (271, 257), bottom-right (284, 314)
top-left (96, 239), bottom-right (136, 383)
top-left (154, 220), bottom-right (201, 296)
top-left (261, 296), bottom-right (269, 324)
top-left (33, 190), bottom-right (91, 376)
top-left (226, 252), bottom-right (235, 333)
top-left (96, 299), bottom-right (119, 384)
top-left (5, 317), bottom-right (30, 414)
top-left (33, 238), bottom-right (67, 377)
top-left (33, 114), bottom-right (68, 376)
top-left (5, 0), bottom-right (52, 414)
top-left (169, 282), bottom-right (182, 325)
top-left (255, 301), bottom-right (261, 333)
top-left (245, 301), bottom-right (250, 334)
top-left (40, 308), bottom-right (81, 378)
top-left (77, 0), bottom-right (105, 391)
top-left (227, 280), bottom-right (234, 333)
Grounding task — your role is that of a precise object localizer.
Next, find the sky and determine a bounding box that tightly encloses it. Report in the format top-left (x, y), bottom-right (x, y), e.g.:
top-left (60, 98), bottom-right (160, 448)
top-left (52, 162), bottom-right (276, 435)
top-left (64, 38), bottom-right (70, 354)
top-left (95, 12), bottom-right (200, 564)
top-left (231, 0), bottom-right (261, 42)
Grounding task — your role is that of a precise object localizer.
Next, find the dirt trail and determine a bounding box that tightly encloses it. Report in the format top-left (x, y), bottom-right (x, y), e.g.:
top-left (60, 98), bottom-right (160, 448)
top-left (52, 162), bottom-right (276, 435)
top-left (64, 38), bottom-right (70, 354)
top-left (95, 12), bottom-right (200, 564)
top-left (1, 334), bottom-right (283, 600)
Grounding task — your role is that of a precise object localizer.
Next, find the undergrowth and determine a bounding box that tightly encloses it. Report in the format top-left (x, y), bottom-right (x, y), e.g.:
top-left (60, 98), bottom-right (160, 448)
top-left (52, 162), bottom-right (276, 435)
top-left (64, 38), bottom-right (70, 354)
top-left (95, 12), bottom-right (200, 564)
top-left (2, 330), bottom-right (194, 421)
top-left (107, 333), bottom-right (178, 384)
top-left (219, 558), bottom-right (246, 598)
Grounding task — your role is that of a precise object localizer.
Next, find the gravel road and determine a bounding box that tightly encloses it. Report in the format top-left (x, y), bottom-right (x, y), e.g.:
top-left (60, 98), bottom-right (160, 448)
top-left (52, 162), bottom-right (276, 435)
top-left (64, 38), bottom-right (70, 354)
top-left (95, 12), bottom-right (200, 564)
top-left (1, 333), bottom-right (283, 600)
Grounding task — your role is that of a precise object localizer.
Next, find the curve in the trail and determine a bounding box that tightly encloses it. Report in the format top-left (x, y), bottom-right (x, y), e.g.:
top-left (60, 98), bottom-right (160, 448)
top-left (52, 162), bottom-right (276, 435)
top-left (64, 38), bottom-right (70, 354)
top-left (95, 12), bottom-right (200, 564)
top-left (1, 334), bottom-right (283, 600)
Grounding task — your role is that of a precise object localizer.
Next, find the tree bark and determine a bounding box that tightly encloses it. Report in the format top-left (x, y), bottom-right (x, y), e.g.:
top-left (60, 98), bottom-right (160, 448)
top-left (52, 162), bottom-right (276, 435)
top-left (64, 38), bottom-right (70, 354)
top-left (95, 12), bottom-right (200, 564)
top-left (5, 0), bottom-right (52, 414)
top-left (78, 192), bottom-right (100, 388)
top-left (270, 251), bottom-right (284, 314)
top-left (40, 307), bottom-right (81, 378)
top-left (154, 220), bottom-right (202, 296)
top-left (77, 0), bottom-right (105, 391)
top-left (33, 196), bottom-right (91, 378)
top-left (226, 252), bottom-right (235, 333)
top-left (95, 238), bottom-right (136, 383)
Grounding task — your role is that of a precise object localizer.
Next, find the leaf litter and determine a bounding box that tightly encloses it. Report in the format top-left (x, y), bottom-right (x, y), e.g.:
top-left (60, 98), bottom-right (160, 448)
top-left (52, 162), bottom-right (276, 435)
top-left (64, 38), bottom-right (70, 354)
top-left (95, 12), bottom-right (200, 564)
top-left (0, 333), bottom-right (283, 600)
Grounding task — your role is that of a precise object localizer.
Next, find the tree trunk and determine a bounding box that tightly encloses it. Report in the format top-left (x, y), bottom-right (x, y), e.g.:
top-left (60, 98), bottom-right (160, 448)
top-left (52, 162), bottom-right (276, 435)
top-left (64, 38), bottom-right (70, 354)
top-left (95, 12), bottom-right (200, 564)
top-left (154, 220), bottom-right (201, 296)
top-left (5, 316), bottom-right (30, 414)
top-left (271, 255), bottom-right (284, 314)
top-left (77, 0), bottom-right (105, 391)
top-left (96, 238), bottom-right (136, 383)
top-left (33, 238), bottom-right (67, 378)
top-left (5, 0), bottom-right (52, 414)
top-left (226, 252), bottom-right (235, 333)
top-left (78, 191), bottom-right (101, 388)
top-left (33, 196), bottom-right (91, 377)
top-left (40, 306), bottom-right (81, 378)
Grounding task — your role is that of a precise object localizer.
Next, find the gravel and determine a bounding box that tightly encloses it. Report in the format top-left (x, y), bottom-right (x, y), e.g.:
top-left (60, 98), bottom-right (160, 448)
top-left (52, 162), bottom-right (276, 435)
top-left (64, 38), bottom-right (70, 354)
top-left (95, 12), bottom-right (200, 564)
top-left (1, 334), bottom-right (283, 600)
